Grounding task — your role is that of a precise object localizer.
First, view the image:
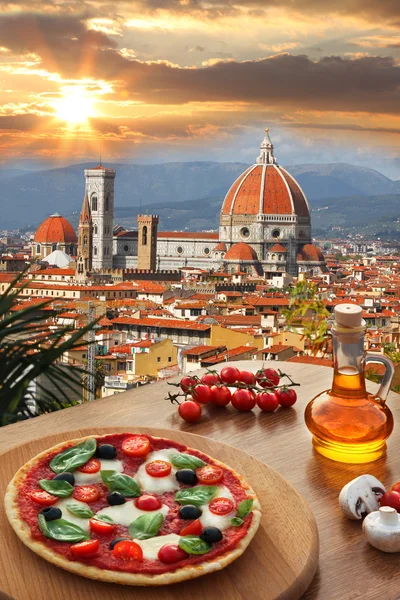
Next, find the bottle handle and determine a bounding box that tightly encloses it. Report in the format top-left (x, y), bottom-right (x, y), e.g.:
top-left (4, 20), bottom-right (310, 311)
top-left (364, 353), bottom-right (395, 403)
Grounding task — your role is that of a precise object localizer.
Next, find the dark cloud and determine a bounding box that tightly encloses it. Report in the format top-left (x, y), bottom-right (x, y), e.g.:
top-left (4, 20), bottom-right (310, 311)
top-left (0, 113), bottom-right (49, 130)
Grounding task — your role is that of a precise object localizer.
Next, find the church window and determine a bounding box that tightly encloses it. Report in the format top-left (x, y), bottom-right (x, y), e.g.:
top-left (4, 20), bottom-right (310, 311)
top-left (124, 245), bottom-right (129, 252)
top-left (91, 194), bottom-right (98, 212)
top-left (271, 254), bottom-right (276, 260)
top-left (94, 246), bottom-right (97, 256)
top-left (83, 235), bottom-right (88, 246)
top-left (52, 244), bottom-right (57, 252)
top-left (279, 254), bottom-right (283, 261)
top-left (272, 229), bottom-right (280, 238)
top-left (36, 244), bottom-right (40, 254)
top-left (142, 226), bottom-right (148, 246)
top-left (94, 224), bottom-right (98, 235)
top-left (204, 247), bottom-right (210, 255)
top-left (177, 246), bottom-right (183, 255)
top-left (105, 195), bottom-right (109, 212)
top-left (240, 227), bottom-right (250, 238)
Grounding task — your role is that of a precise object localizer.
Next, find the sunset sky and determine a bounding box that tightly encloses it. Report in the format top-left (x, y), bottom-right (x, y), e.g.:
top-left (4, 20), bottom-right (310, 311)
top-left (1, 0), bottom-right (399, 176)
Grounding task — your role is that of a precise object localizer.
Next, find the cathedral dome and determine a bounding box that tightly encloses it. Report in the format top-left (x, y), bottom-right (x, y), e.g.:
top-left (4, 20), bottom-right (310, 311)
top-left (297, 244), bottom-right (325, 262)
top-left (224, 242), bottom-right (258, 261)
top-left (221, 129), bottom-right (309, 218)
top-left (34, 214), bottom-right (77, 244)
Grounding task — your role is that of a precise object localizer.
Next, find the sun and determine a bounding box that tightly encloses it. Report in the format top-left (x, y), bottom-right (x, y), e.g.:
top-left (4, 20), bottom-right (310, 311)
top-left (53, 87), bottom-right (95, 125)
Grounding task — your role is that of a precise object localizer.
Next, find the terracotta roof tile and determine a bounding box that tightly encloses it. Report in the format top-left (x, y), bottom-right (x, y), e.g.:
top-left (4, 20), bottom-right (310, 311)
top-left (34, 215), bottom-right (77, 244)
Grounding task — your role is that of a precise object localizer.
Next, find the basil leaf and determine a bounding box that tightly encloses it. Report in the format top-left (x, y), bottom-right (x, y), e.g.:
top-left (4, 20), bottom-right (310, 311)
top-left (93, 514), bottom-right (114, 524)
top-left (179, 536), bottom-right (211, 555)
top-left (175, 485), bottom-right (218, 507)
top-left (65, 502), bottom-right (94, 518)
top-left (38, 514), bottom-right (89, 542)
top-left (231, 517), bottom-right (244, 527)
top-left (129, 512), bottom-right (164, 541)
top-left (237, 499), bottom-right (254, 519)
top-left (39, 479), bottom-right (73, 497)
top-left (100, 471), bottom-right (141, 497)
top-left (170, 453), bottom-right (206, 470)
top-left (50, 438), bottom-right (97, 473)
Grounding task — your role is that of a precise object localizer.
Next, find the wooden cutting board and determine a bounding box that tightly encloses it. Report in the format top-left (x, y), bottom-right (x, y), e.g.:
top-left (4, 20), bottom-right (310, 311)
top-left (0, 427), bottom-right (319, 600)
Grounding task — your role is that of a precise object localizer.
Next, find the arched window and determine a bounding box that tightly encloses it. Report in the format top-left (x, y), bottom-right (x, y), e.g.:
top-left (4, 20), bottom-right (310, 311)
top-left (94, 224), bottom-right (98, 235)
top-left (142, 226), bottom-right (148, 246)
top-left (105, 195), bottom-right (109, 212)
top-left (36, 244), bottom-right (40, 254)
top-left (94, 246), bottom-right (97, 256)
top-left (271, 254), bottom-right (276, 260)
top-left (83, 235), bottom-right (88, 246)
top-left (91, 193), bottom-right (98, 212)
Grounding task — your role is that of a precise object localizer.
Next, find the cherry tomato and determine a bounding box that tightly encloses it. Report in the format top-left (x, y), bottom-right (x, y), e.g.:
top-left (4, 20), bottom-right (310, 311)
top-left (145, 460), bottom-right (172, 478)
top-left (192, 384), bottom-right (213, 405)
top-left (158, 543), bottom-right (188, 564)
top-left (231, 389), bottom-right (256, 412)
top-left (89, 518), bottom-right (115, 535)
top-left (238, 370), bottom-right (255, 385)
top-left (180, 376), bottom-right (197, 393)
top-left (121, 435), bottom-right (151, 457)
top-left (112, 540), bottom-right (143, 561)
top-left (30, 489), bottom-right (58, 506)
top-left (201, 372), bottom-right (221, 386)
top-left (78, 458), bottom-right (101, 474)
top-left (211, 385), bottom-right (231, 406)
top-left (180, 518), bottom-right (203, 536)
top-left (380, 491), bottom-right (400, 512)
top-left (257, 392), bottom-right (279, 412)
top-left (135, 495), bottom-right (162, 511)
top-left (277, 388), bottom-right (297, 407)
top-left (256, 368), bottom-right (280, 388)
top-left (220, 366), bottom-right (240, 385)
top-left (178, 400), bottom-right (202, 422)
top-left (196, 465), bottom-right (224, 485)
top-left (209, 497), bottom-right (235, 515)
top-left (72, 485), bottom-right (101, 503)
top-left (70, 539), bottom-right (100, 557)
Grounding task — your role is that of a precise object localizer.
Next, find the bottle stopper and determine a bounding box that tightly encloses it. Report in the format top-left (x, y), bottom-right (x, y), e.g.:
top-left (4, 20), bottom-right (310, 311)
top-left (334, 304), bottom-right (362, 328)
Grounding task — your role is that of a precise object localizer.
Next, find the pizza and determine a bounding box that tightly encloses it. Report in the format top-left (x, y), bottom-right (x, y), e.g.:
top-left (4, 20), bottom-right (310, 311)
top-left (4, 432), bottom-right (261, 586)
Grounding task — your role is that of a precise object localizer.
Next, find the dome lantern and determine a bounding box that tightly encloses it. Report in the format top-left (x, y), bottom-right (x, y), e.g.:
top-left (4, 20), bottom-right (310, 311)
top-left (256, 127), bottom-right (277, 165)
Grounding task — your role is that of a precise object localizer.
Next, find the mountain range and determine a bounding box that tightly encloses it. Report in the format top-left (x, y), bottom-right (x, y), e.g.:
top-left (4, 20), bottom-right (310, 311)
top-left (0, 161), bottom-right (399, 233)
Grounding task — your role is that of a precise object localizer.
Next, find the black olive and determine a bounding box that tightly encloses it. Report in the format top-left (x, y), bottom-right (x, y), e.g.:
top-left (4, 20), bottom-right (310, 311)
top-left (179, 505), bottom-right (202, 520)
top-left (107, 492), bottom-right (126, 505)
top-left (53, 472), bottom-right (75, 485)
top-left (109, 537), bottom-right (131, 550)
top-left (175, 469), bottom-right (198, 486)
top-left (200, 527), bottom-right (223, 544)
top-left (40, 507), bottom-right (62, 521)
top-left (96, 444), bottom-right (117, 460)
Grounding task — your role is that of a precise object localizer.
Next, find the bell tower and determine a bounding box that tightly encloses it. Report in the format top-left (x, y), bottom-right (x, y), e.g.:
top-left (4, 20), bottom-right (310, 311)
top-left (76, 193), bottom-right (93, 282)
top-left (137, 214), bottom-right (159, 271)
top-left (84, 164), bottom-right (116, 270)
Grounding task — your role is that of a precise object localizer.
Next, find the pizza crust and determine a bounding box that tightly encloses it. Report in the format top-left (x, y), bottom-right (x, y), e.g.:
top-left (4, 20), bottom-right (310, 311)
top-left (4, 434), bottom-right (262, 586)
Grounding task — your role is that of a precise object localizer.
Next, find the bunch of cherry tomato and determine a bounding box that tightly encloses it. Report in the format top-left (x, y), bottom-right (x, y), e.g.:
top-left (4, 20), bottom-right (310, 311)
top-left (379, 482), bottom-right (400, 512)
top-left (167, 365), bottom-right (298, 423)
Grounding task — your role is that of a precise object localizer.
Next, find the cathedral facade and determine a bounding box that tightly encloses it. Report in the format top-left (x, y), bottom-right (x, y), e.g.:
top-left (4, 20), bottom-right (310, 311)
top-left (34, 128), bottom-right (326, 279)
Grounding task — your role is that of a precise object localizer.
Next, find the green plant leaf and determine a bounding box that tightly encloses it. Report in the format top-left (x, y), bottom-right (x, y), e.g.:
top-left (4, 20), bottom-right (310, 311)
top-left (100, 471), bottom-right (141, 497)
top-left (50, 438), bottom-right (97, 473)
top-left (38, 514), bottom-right (89, 542)
top-left (39, 479), bottom-right (74, 497)
top-left (93, 514), bottom-right (114, 524)
top-left (175, 486), bottom-right (218, 507)
top-left (231, 517), bottom-right (244, 527)
top-left (179, 536), bottom-right (211, 555)
top-left (237, 498), bottom-right (253, 518)
top-left (128, 512), bottom-right (164, 540)
top-left (170, 453), bottom-right (206, 470)
top-left (65, 502), bottom-right (94, 518)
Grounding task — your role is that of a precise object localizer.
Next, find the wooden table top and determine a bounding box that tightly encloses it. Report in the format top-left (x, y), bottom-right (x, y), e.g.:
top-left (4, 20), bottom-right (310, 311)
top-left (1, 360), bottom-right (399, 600)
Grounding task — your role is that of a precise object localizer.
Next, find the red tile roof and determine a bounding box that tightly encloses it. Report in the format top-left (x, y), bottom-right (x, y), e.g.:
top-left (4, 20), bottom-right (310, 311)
top-left (182, 345), bottom-right (222, 356)
top-left (224, 242), bottom-right (258, 261)
top-left (34, 215), bottom-right (77, 244)
top-left (202, 346), bottom-right (258, 365)
top-left (112, 317), bottom-right (211, 331)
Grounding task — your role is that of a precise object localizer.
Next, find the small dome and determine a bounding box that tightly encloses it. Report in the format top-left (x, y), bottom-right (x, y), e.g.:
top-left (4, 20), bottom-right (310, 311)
top-left (269, 243), bottom-right (287, 253)
top-left (34, 214), bottom-right (77, 244)
top-left (297, 244), bottom-right (325, 262)
top-left (213, 242), bottom-right (227, 252)
top-left (224, 242), bottom-right (258, 261)
top-left (42, 249), bottom-right (72, 268)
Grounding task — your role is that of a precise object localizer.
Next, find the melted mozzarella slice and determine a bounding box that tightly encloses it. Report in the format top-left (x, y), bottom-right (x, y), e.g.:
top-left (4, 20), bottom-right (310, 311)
top-left (95, 500), bottom-right (170, 527)
top-left (199, 504), bottom-right (235, 531)
top-left (55, 498), bottom-right (91, 533)
top-left (135, 449), bottom-right (180, 494)
top-left (215, 485), bottom-right (235, 503)
top-left (73, 459), bottom-right (124, 485)
top-left (134, 533), bottom-right (181, 560)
